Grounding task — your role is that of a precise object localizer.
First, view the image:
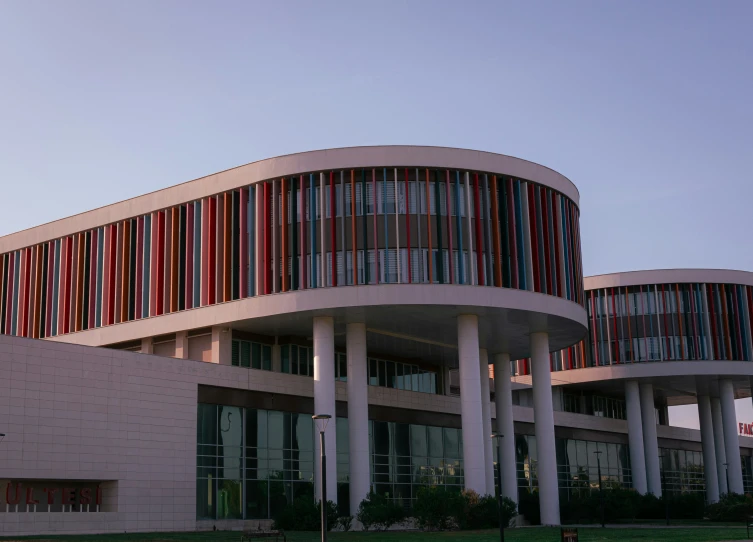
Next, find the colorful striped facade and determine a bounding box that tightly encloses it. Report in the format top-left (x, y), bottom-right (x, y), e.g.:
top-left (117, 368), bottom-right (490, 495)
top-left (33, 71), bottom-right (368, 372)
top-left (514, 281), bottom-right (753, 375)
top-left (0, 167), bottom-right (583, 340)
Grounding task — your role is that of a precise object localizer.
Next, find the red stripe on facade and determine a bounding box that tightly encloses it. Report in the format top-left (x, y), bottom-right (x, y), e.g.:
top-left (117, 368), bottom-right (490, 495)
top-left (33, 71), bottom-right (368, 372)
top-left (207, 199), bottom-right (216, 305)
top-left (264, 183), bottom-right (271, 294)
top-left (185, 204), bottom-right (194, 308)
top-left (473, 173), bottom-right (483, 286)
top-left (64, 239), bottom-right (73, 334)
top-left (239, 189), bottom-right (248, 298)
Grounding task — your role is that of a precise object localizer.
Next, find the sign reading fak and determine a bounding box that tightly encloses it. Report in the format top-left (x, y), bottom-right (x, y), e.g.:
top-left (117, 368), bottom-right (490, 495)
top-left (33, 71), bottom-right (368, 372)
top-left (740, 423), bottom-right (753, 436)
top-left (2, 480), bottom-right (103, 512)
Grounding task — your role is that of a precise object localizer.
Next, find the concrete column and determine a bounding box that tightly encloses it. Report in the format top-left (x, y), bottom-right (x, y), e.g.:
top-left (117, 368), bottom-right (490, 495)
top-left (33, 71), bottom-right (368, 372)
top-left (457, 314), bottom-right (486, 494)
top-left (479, 349), bottom-right (494, 495)
top-left (313, 316), bottom-right (338, 503)
top-left (140, 337), bottom-right (153, 354)
top-left (530, 331), bottom-right (560, 526)
top-left (346, 323), bottom-right (369, 519)
top-left (174, 331), bottom-right (188, 360)
top-left (719, 379), bottom-right (744, 494)
top-left (493, 352), bottom-right (518, 504)
top-left (698, 394), bottom-right (720, 503)
top-left (211, 326), bottom-right (232, 364)
top-left (711, 397), bottom-right (729, 495)
top-left (443, 365), bottom-right (452, 395)
top-left (639, 382), bottom-right (662, 496)
top-left (624, 380), bottom-right (647, 494)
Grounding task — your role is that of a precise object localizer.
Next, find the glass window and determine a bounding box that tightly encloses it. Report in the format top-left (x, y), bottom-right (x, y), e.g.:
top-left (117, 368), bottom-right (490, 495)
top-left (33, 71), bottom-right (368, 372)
top-left (252, 342), bottom-right (261, 370)
top-left (386, 361), bottom-right (396, 388)
top-left (291, 345), bottom-right (299, 374)
top-left (369, 358), bottom-right (379, 386)
top-left (262, 345), bottom-right (272, 371)
top-left (428, 426), bottom-right (443, 458)
top-left (410, 425), bottom-right (427, 458)
top-left (281, 345), bottom-right (290, 374)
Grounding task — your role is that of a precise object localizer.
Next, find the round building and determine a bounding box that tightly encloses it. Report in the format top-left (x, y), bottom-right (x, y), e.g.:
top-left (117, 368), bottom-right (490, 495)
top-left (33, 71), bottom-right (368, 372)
top-left (0, 147), bottom-right (586, 529)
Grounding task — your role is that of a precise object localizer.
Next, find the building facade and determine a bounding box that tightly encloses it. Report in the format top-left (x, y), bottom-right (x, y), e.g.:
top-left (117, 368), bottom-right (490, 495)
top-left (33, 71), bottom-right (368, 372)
top-left (0, 147), bottom-right (751, 536)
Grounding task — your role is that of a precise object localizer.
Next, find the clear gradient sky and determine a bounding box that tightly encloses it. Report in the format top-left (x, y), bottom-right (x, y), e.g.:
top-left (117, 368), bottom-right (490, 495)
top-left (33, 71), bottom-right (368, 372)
top-left (1, 1), bottom-right (752, 429)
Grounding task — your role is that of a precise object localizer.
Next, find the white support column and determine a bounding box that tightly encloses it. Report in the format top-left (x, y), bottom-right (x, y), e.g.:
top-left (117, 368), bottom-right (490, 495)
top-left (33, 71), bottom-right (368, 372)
top-left (625, 380), bottom-right (647, 494)
top-left (719, 379), bottom-right (744, 494)
top-left (711, 397), bottom-right (729, 495)
top-left (313, 316), bottom-right (338, 504)
top-left (175, 331), bottom-right (188, 360)
top-left (443, 365), bottom-right (452, 396)
top-left (530, 331), bottom-right (559, 526)
top-left (640, 382), bottom-right (661, 497)
top-left (346, 323), bottom-right (369, 520)
top-left (457, 314), bottom-right (486, 494)
top-left (140, 337), bottom-right (153, 354)
top-left (639, 382), bottom-right (662, 496)
top-left (211, 326), bottom-right (232, 365)
top-left (479, 349), bottom-right (494, 495)
top-left (493, 352), bottom-right (518, 504)
top-left (698, 394), bottom-right (720, 503)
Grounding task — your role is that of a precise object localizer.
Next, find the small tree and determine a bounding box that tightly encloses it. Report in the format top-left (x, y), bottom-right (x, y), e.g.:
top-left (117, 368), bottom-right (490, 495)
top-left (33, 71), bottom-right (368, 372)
top-left (356, 491), bottom-right (405, 531)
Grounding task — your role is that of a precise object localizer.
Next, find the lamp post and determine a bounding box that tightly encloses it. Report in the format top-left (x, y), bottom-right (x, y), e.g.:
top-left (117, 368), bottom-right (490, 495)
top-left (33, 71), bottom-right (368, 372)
top-left (313, 414), bottom-right (332, 542)
top-left (724, 462), bottom-right (730, 495)
top-left (593, 450), bottom-right (604, 528)
top-left (491, 433), bottom-right (505, 542)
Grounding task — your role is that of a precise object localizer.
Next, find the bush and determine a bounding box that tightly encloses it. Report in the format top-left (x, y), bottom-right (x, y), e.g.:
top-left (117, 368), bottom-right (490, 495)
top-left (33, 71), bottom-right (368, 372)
top-left (559, 489), bottom-right (707, 524)
top-left (518, 490), bottom-right (540, 525)
top-left (337, 515), bottom-right (353, 532)
top-left (413, 486), bottom-right (462, 531)
top-left (356, 491), bottom-right (404, 531)
top-left (272, 497), bottom-right (339, 531)
top-left (455, 490), bottom-right (516, 530)
top-left (707, 493), bottom-right (753, 522)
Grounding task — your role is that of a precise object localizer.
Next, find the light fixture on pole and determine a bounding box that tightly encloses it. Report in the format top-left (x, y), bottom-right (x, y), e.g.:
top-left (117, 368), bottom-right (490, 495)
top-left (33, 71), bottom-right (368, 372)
top-left (593, 450), bottom-right (604, 528)
top-left (491, 433), bottom-right (505, 542)
top-left (313, 414), bottom-right (332, 542)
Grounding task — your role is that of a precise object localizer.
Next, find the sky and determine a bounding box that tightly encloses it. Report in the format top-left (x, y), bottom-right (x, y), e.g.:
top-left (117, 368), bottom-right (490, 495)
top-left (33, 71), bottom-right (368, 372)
top-left (1, 1), bottom-right (752, 428)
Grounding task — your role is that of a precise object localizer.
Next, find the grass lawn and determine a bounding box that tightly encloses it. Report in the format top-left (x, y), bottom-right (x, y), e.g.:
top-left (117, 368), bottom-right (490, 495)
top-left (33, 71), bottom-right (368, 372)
top-left (2, 527), bottom-right (751, 542)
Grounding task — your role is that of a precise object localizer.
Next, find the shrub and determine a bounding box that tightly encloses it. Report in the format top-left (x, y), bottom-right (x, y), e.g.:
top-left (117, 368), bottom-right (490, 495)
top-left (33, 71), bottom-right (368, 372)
top-left (272, 497), bottom-right (338, 531)
top-left (706, 493), bottom-right (753, 522)
top-left (413, 486), bottom-right (462, 531)
top-left (518, 490), bottom-right (540, 525)
top-left (559, 489), bottom-right (707, 524)
top-left (356, 491), bottom-right (404, 531)
top-left (337, 515), bottom-right (353, 532)
top-left (456, 490), bottom-right (516, 530)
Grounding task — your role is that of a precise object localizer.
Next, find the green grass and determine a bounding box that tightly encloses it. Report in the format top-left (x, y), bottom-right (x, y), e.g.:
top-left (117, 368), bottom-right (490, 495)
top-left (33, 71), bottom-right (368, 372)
top-left (2, 527), bottom-right (751, 542)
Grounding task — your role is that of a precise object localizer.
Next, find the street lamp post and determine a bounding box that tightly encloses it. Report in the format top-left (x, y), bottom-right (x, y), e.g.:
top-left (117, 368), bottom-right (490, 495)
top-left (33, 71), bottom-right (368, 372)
top-left (724, 463), bottom-right (730, 495)
top-left (593, 450), bottom-right (604, 528)
top-left (313, 414), bottom-right (332, 542)
top-left (491, 433), bottom-right (505, 542)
